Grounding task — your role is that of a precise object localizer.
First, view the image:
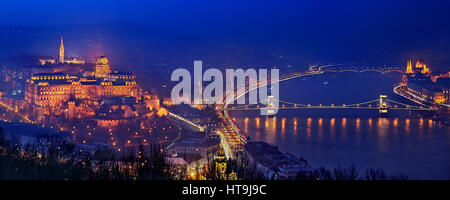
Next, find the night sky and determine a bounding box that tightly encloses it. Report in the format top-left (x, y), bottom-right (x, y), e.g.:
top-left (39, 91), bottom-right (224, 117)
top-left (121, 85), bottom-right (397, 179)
top-left (1, 0), bottom-right (450, 69)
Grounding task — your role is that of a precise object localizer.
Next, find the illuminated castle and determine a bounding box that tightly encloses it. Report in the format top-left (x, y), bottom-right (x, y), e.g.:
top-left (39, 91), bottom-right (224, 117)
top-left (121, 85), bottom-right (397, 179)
top-left (25, 55), bottom-right (138, 117)
top-left (95, 54), bottom-right (112, 78)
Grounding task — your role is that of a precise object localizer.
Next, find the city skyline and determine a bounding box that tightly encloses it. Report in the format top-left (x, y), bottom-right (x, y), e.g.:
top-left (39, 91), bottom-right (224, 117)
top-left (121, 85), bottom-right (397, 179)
top-left (0, 2), bottom-right (448, 194)
top-left (1, 0), bottom-right (450, 71)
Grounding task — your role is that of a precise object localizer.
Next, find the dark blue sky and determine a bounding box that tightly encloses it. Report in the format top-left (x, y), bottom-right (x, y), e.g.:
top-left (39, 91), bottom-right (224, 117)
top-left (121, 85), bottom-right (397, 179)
top-left (1, 0), bottom-right (450, 68)
top-left (2, 0), bottom-right (448, 32)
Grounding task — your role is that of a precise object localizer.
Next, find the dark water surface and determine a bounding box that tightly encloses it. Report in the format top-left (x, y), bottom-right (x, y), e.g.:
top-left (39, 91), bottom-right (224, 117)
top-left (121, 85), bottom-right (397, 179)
top-left (231, 72), bottom-right (449, 179)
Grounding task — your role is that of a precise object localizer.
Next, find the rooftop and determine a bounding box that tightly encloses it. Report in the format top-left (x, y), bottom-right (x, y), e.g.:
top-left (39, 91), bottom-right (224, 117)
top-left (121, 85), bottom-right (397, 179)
top-left (173, 137), bottom-right (220, 148)
top-left (245, 142), bottom-right (307, 173)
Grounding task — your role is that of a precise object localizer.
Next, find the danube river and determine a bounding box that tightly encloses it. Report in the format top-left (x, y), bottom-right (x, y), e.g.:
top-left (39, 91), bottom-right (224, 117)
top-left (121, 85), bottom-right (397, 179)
top-left (230, 72), bottom-right (449, 179)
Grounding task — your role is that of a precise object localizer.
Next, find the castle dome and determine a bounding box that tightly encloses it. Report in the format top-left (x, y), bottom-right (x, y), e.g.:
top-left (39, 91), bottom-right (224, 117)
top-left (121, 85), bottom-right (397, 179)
top-left (96, 55), bottom-right (109, 65)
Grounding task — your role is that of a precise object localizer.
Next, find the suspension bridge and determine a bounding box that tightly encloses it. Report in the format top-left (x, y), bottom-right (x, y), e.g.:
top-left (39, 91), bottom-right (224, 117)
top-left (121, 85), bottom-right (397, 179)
top-left (314, 65), bottom-right (404, 74)
top-left (219, 65), bottom-right (412, 157)
top-left (226, 95), bottom-right (434, 114)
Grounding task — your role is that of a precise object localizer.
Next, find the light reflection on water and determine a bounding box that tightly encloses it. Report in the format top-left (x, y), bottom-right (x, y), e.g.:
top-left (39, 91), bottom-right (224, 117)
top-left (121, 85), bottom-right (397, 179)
top-left (233, 115), bottom-right (449, 179)
top-left (238, 116), bottom-right (432, 148)
top-left (230, 74), bottom-right (449, 179)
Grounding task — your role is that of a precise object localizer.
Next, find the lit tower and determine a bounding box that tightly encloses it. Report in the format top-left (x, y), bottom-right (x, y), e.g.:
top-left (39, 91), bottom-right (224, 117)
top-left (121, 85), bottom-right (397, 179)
top-left (263, 95), bottom-right (277, 116)
top-left (421, 64), bottom-right (430, 74)
top-left (59, 36), bottom-right (65, 63)
top-left (379, 95), bottom-right (388, 115)
top-left (415, 60), bottom-right (430, 74)
top-left (405, 60), bottom-right (414, 74)
top-left (415, 60), bottom-right (425, 70)
top-left (95, 54), bottom-right (111, 78)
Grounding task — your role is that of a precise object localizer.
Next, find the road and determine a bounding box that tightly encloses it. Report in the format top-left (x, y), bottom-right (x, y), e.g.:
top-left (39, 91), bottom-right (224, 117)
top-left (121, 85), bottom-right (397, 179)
top-left (219, 69), bottom-right (324, 158)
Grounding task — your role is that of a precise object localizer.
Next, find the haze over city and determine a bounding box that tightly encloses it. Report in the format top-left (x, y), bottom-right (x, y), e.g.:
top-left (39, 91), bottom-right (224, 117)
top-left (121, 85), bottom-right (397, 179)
top-left (1, 0), bottom-right (450, 70)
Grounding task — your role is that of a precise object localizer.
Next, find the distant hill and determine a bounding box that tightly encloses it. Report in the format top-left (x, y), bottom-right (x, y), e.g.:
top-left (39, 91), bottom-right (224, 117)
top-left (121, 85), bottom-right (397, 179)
top-left (0, 22), bottom-right (206, 68)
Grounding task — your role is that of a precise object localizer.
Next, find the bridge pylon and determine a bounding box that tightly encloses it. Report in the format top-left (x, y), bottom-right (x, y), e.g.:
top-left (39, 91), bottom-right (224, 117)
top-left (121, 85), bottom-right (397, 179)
top-left (262, 96), bottom-right (277, 116)
top-left (379, 95), bottom-right (388, 115)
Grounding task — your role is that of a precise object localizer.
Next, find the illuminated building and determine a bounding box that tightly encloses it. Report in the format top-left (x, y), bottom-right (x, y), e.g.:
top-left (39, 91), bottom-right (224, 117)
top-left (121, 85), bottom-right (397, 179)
top-left (406, 74), bottom-right (447, 104)
top-left (402, 59), bottom-right (449, 104)
top-left (25, 55), bottom-right (139, 117)
top-left (401, 74), bottom-right (408, 86)
top-left (166, 136), bottom-right (221, 179)
top-left (39, 58), bottom-right (56, 65)
top-left (107, 71), bottom-right (136, 80)
top-left (95, 55), bottom-right (112, 78)
top-left (421, 65), bottom-right (430, 74)
top-left (142, 93), bottom-right (160, 110)
top-left (436, 77), bottom-right (450, 104)
top-left (415, 60), bottom-right (425, 70)
top-left (415, 60), bottom-right (430, 74)
top-left (59, 37), bottom-right (64, 63)
top-left (38, 37), bottom-right (85, 65)
top-left (441, 89), bottom-right (450, 104)
top-left (163, 97), bottom-right (174, 106)
top-left (406, 60), bottom-right (414, 74)
top-left (431, 72), bottom-right (450, 82)
top-left (157, 107), bottom-right (168, 117)
top-left (95, 96), bottom-right (138, 128)
top-left (65, 57), bottom-right (85, 65)
top-left (405, 60), bottom-right (430, 76)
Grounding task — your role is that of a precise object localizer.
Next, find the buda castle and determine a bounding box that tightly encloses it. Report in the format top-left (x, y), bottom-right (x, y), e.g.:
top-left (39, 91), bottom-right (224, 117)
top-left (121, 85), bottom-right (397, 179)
top-left (26, 55), bottom-right (138, 108)
top-left (24, 37), bottom-right (146, 122)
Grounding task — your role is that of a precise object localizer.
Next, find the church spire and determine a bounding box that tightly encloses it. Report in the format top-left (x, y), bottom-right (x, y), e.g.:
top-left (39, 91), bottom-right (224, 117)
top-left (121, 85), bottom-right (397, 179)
top-left (59, 36), bottom-right (64, 63)
top-left (406, 60), bottom-right (413, 74)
